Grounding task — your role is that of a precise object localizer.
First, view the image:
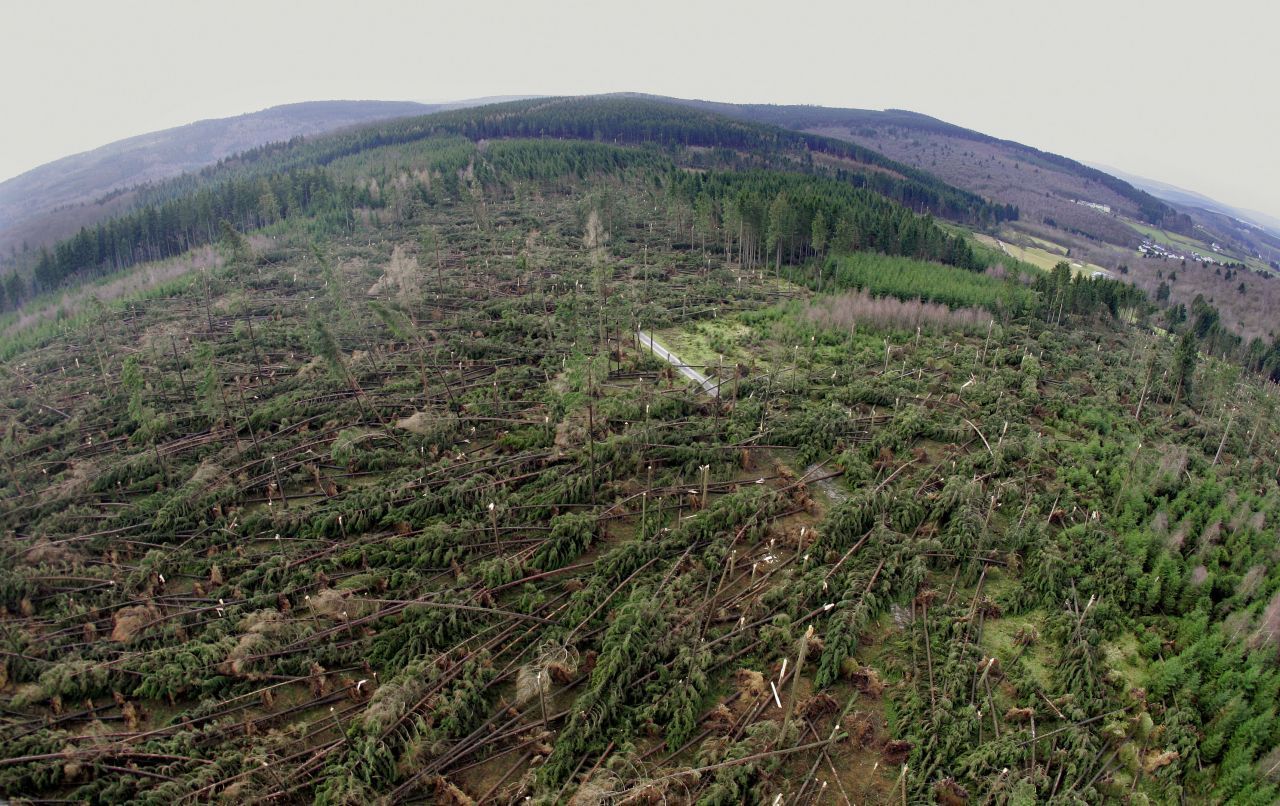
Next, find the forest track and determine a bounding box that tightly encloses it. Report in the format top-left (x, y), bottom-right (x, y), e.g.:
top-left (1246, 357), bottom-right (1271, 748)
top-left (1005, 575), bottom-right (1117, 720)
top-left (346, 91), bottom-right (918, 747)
top-left (637, 330), bottom-right (720, 397)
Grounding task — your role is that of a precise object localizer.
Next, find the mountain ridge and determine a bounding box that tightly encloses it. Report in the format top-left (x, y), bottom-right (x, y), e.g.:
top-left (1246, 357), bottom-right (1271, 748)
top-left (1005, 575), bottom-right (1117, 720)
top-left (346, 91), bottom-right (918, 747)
top-left (0, 100), bottom-right (442, 254)
top-left (632, 95), bottom-right (1280, 274)
top-left (1086, 161), bottom-right (1280, 240)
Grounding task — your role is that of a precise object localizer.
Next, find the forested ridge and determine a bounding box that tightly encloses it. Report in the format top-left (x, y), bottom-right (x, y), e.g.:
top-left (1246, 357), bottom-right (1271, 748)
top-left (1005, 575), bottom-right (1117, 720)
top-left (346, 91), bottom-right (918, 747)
top-left (14, 97), bottom-right (1016, 309)
top-left (664, 97), bottom-right (1178, 227)
top-left (199, 96), bottom-right (1012, 222)
top-left (0, 100), bottom-right (1279, 804)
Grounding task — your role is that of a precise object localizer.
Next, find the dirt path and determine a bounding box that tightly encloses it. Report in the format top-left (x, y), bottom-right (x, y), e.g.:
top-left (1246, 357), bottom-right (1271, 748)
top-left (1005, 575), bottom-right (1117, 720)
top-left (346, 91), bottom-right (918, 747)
top-left (637, 330), bottom-right (720, 397)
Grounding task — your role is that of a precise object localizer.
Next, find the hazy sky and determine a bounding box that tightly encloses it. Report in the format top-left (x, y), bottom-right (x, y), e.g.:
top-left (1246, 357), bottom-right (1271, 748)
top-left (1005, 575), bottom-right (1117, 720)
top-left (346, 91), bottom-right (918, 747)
top-left (3, 0), bottom-right (1277, 217)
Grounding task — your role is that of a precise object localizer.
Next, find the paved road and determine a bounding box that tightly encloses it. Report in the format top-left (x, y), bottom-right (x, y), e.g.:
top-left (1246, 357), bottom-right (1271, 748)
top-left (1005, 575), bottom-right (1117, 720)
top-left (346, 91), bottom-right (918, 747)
top-left (637, 330), bottom-right (720, 398)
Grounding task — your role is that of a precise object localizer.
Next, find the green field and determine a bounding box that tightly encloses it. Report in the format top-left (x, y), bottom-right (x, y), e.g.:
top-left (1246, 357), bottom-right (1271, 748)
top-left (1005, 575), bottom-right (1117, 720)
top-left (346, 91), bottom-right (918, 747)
top-left (654, 319), bottom-right (754, 373)
top-left (1124, 218), bottom-right (1269, 271)
top-left (1127, 219), bottom-right (1214, 254)
top-left (973, 232), bottom-right (1110, 277)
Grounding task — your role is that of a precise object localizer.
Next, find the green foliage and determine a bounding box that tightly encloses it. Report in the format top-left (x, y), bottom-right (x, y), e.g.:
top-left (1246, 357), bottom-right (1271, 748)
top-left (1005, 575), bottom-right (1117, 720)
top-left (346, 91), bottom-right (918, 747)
top-left (528, 512), bottom-right (596, 572)
top-left (538, 588), bottom-right (671, 789)
top-left (822, 252), bottom-right (1034, 313)
top-left (673, 169), bottom-right (983, 272)
top-left (1174, 329), bottom-right (1198, 403)
top-left (3, 96), bottom-right (1279, 806)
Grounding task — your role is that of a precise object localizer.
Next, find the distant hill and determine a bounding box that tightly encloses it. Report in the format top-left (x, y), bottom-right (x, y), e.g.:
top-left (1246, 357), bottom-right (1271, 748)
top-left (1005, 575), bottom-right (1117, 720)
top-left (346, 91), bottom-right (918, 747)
top-left (639, 96), bottom-right (1179, 230)
top-left (1089, 162), bottom-right (1280, 241)
top-left (0, 100), bottom-right (440, 255)
top-left (13, 94), bottom-right (1013, 313)
top-left (640, 95), bottom-right (1280, 273)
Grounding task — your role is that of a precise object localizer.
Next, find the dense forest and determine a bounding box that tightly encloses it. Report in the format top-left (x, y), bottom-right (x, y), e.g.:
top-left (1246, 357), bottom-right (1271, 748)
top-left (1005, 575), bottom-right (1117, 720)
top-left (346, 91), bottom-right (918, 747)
top-left (199, 97), bottom-right (1015, 224)
top-left (1, 101), bottom-right (1279, 804)
top-left (668, 98), bottom-right (1182, 228)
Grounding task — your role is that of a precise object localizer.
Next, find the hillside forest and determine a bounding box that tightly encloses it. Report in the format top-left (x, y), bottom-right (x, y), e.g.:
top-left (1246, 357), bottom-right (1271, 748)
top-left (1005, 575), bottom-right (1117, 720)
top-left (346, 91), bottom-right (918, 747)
top-left (0, 98), bottom-right (1279, 804)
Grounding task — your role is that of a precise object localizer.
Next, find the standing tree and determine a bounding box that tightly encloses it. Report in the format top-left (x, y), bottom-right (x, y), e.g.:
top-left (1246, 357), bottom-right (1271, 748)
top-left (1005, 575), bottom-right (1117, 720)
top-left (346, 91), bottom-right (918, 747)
top-left (811, 209), bottom-right (828, 260)
top-left (1173, 330), bottom-right (1197, 406)
top-left (419, 225), bottom-right (444, 299)
top-left (218, 220), bottom-right (249, 265)
top-left (766, 191), bottom-right (794, 279)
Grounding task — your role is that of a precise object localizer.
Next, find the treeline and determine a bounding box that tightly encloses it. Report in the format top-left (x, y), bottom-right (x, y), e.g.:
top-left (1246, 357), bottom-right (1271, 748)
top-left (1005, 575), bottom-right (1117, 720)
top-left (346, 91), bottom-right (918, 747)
top-left (1028, 260), bottom-right (1280, 384)
top-left (1167, 293), bottom-right (1280, 382)
top-left (20, 123), bottom-right (995, 306)
top-left (22, 137), bottom-right (665, 301)
top-left (475, 139), bottom-right (670, 184)
top-left (149, 96), bottom-right (1015, 227)
top-left (704, 102), bottom-right (1180, 227)
top-left (13, 97), bottom-right (1020, 305)
top-left (29, 170), bottom-right (346, 296)
top-left (816, 252), bottom-right (1034, 312)
top-left (800, 256), bottom-right (1146, 324)
top-left (668, 170), bottom-right (981, 272)
top-left (413, 97), bottom-right (1017, 225)
top-left (1034, 261), bottom-right (1149, 322)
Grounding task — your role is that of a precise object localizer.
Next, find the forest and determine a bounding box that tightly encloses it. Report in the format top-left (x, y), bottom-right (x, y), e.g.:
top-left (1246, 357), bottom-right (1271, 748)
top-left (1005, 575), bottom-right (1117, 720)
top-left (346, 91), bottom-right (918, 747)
top-left (1, 99), bottom-right (1279, 805)
top-left (671, 99), bottom-right (1181, 229)
top-left (13, 97), bottom-right (1022, 308)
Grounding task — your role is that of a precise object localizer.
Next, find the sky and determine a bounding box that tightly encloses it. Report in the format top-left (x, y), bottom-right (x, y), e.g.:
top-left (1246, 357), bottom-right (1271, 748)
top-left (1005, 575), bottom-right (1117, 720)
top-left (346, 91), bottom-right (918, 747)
top-left (3, 0), bottom-right (1278, 219)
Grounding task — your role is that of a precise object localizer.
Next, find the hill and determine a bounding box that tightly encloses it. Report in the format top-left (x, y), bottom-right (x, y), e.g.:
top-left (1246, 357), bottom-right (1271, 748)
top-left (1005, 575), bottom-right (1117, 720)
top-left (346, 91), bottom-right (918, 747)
top-left (1093, 163), bottom-right (1280, 239)
top-left (1, 96), bottom-right (1279, 804)
top-left (1090, 163), bottom-right (1280, 267)
top-left (643, 97), bottom-right (1177, 228)
top-left (651, 96), bottom-right (1280, 264)
top-left (10, 96), bottom-right (1012, 307)
top-left (645, 96), bottom-right (1280, 342)
top-left (0, 100), bottom-right (440, 256)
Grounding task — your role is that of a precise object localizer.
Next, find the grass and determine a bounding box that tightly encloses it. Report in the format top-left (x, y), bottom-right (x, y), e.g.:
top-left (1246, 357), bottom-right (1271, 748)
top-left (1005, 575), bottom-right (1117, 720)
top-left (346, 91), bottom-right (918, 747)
top-left (1102, 632), bottom-right (1147, 689)
top-left (935, 220), bottom-right (1044, 278)
top-left (1123, 217), bottom-right (1270, 272)
top-left (1127, 219), bottom-right (1215, 255)
top-left (654, 319), bottom-right (752, 373)
top-left (980, 611), bottom-right (1053, 689)
top-left (1021, 233), bottom-right (1069, 255)
top-left (974, 233), bottom-right (1110, 277)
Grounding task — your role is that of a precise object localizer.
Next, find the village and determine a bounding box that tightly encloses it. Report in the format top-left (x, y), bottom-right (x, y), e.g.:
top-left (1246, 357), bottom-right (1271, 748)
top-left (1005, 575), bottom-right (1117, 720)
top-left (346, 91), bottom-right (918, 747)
top-left (1138, 237), bottom-right (1232, 267)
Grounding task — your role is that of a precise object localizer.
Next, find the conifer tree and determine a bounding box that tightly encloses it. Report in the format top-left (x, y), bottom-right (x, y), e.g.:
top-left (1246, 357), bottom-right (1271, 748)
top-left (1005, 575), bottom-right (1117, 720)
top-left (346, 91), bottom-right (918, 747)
top-left (1174, 330), bottom-right (1198, 405)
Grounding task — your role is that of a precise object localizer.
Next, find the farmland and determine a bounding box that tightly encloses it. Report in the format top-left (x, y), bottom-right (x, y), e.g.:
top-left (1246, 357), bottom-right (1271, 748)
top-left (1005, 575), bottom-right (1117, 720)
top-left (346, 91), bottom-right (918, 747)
top-left (972, 232), bottom-right (1110, 278)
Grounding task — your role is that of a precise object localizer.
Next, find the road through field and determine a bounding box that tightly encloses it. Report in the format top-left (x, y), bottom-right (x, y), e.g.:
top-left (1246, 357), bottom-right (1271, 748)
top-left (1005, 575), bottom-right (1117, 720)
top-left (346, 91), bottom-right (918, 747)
top-left (637, 330), bottom-right (720, 397)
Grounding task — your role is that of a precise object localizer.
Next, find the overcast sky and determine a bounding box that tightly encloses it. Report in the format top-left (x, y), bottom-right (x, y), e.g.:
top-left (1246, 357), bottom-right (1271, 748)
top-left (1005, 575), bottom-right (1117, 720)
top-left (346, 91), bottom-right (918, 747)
top-left (3, 0), bottom-right (1277, 218)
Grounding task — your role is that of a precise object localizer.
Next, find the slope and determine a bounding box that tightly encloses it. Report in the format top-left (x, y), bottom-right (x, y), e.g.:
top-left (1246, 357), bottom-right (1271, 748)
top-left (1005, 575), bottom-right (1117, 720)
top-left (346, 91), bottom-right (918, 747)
top-left (643, 95), bottom-right (1280, 343)
top-left (10, 95), bottom-right (1008, 311)
top-left (0, 100), bottom-right (440, 256)
top-left (0, 119), bottom-right (1276, 804)
top-left (1093, 163), bottom-right (1280, 240)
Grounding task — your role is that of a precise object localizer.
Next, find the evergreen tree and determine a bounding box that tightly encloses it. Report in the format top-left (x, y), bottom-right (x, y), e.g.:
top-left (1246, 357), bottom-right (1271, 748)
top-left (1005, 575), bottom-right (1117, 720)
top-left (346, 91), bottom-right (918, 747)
top-left (1174, 329), bottom-right (1197, 405)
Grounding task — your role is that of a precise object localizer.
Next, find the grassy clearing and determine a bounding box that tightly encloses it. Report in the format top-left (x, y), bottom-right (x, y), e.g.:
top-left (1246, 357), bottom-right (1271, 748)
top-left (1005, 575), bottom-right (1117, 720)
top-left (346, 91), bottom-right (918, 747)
top-left (654, 318), bottom-right (753, 372)
top-left (935, 220), bottom-right (1044, 277)
top-left (981, 612), bottom-right (1053, 690)
top-left (974, 233), bottom-right (1109, 277)
top-left (1102, 632), bottom-right (1147, 689)
top-left (1126, 219), bottom-right (1205, 252)
top-left (1020, 233), bottom-right (1070, 255)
